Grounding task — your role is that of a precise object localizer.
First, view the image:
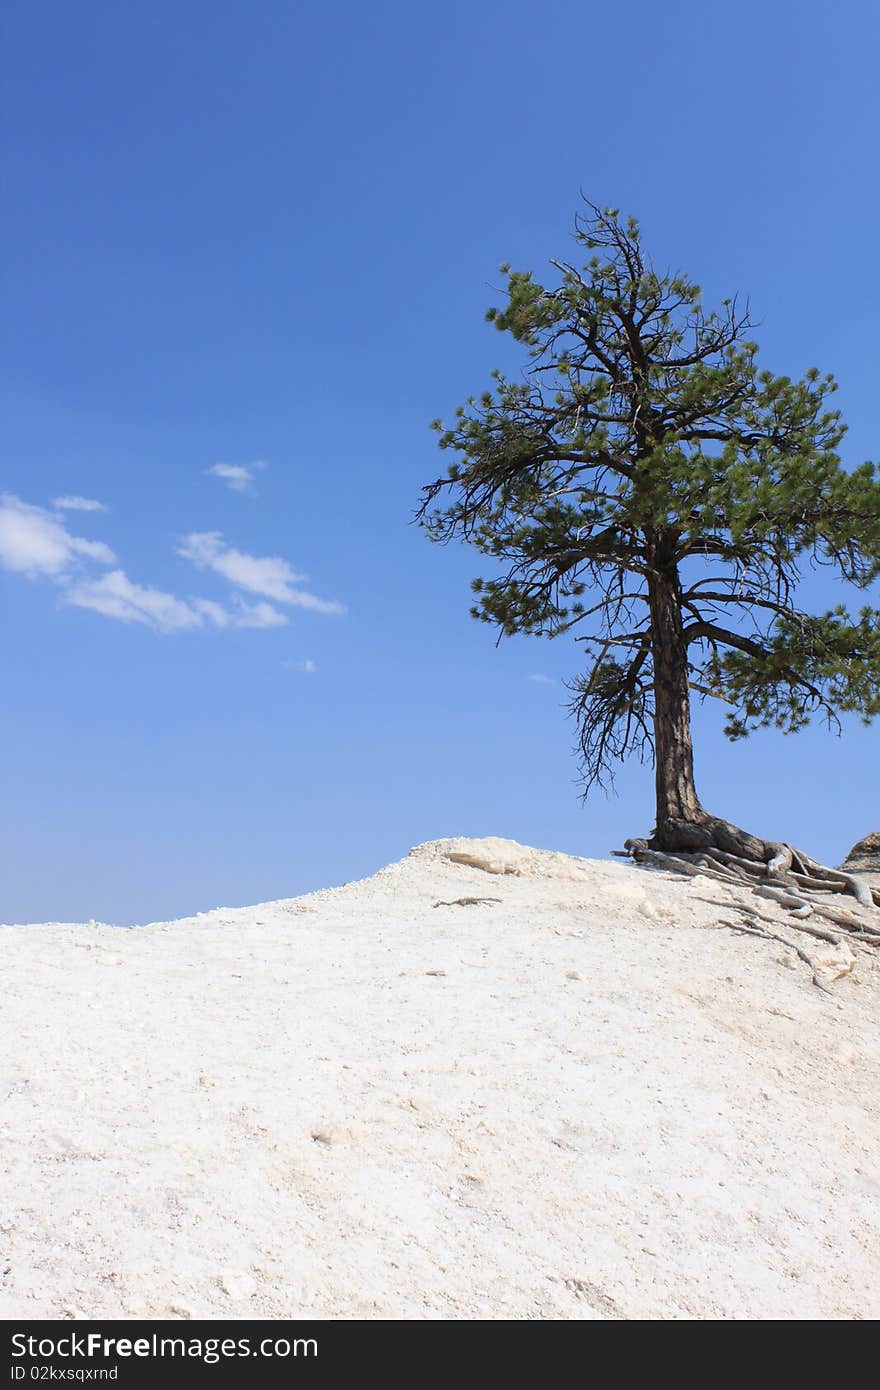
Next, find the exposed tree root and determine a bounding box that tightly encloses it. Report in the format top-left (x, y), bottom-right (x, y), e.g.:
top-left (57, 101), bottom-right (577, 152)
top-left (621, 814), bottom-right (880, 952)
top-left (717, 915), bottom-right (842, 995)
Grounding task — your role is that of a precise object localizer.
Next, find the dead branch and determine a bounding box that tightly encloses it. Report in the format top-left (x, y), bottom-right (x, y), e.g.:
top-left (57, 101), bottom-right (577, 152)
top-left (432, 897), bottom-right (503, 908)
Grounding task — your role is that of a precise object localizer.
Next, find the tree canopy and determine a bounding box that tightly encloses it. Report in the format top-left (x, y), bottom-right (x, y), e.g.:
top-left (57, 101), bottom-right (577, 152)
top-left (418, 203), bottom-right (880, 839)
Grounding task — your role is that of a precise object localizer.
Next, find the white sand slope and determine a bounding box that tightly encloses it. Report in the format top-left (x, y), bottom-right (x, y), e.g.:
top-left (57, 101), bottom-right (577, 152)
top-left (1, 836), bottom-right (878, 1321)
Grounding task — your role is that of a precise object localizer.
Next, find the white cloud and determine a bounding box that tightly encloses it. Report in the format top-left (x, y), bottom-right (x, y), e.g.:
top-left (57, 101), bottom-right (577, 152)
top-left (66, 570), bottom-right (205, 632)
top-left (178, 531), bottom-right (344, 614)
top-left (66, 571), bottom-right (289, 634)
top-left (1, 492), bottom-right (297, 638)
top-left (206, 462), bottom-right (266, 494)
top-left (0, 493), bottom-right (115, 577)
top-left (51, 495), bottom-right (108, 513)
top-left (283, 657), bottom-right (317, 673)
top-left (527, 673), bottom-right (555, 685)
top-left (230, 600), bottom-right (288, 630)
top-left (190, 598), bottom-right (229, 628)
top-left (193, 596), bottom-right (288, 630)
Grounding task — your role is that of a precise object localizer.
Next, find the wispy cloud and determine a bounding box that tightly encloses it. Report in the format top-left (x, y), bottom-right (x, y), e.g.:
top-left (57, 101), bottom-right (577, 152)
top-left (0, 493), bottom-right (115, 577)
top-left (178, 531), bottom-right (344, 614)
top-left (283, 657), bottom-right (317, 674)
top-left (196, 596), bottom-right (288, 630)
top-left (65, 571), bottom-right (288, 634)
top-left (2, 495), bottom-right (336, 637)
top-left (206, 462), bottom-right (266, 494)
top-left (527, 673), bottom-right (555, 685)
top-left (1, 493), bottom-right (294, 636)
top-left (65, 570), bottom-right (207, 632)
top-left (51, 495), bottom-right (109, 514)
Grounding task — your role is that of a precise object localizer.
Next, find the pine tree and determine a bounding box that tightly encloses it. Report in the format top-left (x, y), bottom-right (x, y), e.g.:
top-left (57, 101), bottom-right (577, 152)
top-left (418, 202), bottom-right (880, 914)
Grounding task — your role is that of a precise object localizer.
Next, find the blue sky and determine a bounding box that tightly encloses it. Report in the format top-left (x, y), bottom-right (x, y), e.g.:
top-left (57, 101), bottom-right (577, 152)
top-left (3, 1), bottom-right (878, 924)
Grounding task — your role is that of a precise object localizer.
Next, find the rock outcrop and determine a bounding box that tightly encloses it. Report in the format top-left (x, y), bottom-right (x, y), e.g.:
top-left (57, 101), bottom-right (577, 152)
top-left (841, 831), bottom-right (880, 874)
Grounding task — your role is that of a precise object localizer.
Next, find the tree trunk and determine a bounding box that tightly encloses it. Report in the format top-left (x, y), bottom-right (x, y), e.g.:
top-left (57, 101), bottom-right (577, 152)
top-left (625, 555), bottom-right (880, 922)
top-left (647, 562), bottom-right (704, 843)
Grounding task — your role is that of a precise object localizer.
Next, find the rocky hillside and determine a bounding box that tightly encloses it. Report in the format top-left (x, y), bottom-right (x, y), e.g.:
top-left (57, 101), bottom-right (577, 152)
top-left (1, 837), bottom-right (878, 1320)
